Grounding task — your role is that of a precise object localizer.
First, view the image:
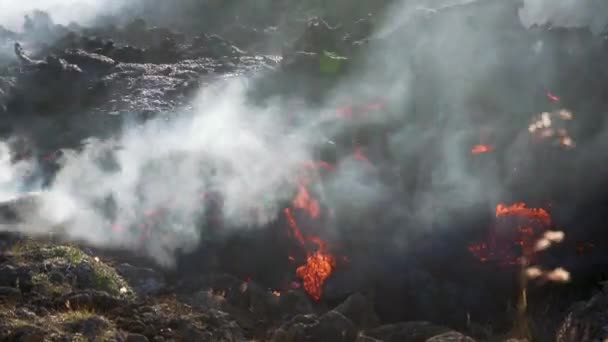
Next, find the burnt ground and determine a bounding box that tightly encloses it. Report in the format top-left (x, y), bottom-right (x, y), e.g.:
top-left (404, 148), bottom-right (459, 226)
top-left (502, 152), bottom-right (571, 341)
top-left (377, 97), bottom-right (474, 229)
top-left (1, 1), bottom-right (608, 341)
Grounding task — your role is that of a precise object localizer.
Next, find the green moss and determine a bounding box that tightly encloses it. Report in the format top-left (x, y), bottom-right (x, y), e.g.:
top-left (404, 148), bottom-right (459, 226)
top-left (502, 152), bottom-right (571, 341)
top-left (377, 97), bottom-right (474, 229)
top-left (31, 272), bottom-right (70, 296)
top-left (90, 262), bottom-right (125, 295)
top-left (11, 240), bottom-right (131, 297)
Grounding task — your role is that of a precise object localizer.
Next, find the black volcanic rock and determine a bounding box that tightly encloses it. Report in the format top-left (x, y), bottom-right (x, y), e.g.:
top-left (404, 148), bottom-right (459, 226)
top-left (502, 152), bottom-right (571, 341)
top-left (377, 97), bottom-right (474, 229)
top-left (60, 49), bottom-right (117, 74)
top-left (271, 311), bottom-right (357, 342)
top-left (116, 263), bottom-right (166, 296)
top-left (334, 293), bottom-right (380, 329)
top-left (556, 289), bottom-right (608, 342)
top-left (361, 322), bottom-right (475, 342)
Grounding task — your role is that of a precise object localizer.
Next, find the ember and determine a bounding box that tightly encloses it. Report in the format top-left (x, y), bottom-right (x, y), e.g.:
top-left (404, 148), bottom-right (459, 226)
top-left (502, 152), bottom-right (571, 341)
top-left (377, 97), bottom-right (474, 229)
top-left (547, 91), bottom-right (560, 102)
top-left (469, 202), bottom-right (553, 265)
top-left (471, 144), bottom-right (493, 154)
top-left (496, 202), bottom-right (551, 226)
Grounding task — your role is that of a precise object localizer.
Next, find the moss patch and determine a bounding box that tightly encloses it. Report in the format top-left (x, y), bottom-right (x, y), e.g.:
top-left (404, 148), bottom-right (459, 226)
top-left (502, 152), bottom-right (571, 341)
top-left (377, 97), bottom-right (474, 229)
top-left (9, 239), bottom-right (132, 297)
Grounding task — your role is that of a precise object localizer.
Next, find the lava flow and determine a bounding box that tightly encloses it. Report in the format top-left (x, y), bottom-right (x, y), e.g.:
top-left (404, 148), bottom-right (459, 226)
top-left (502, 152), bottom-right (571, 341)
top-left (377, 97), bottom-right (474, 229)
top-left (285, 180), bottom-right (336, 301)
top-left (469, 202), bottom-right (552, 265)
top-left (295, 237), bottom-right (335, 301)
top-left (471, 144), bottom-right (493, 155)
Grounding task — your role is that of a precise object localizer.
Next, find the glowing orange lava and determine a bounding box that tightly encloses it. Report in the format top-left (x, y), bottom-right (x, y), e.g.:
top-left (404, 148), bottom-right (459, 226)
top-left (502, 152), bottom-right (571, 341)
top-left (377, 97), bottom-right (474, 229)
top-left (471, 144), bottom-right (493, 154)
top-left (284, 208), bottom-right (305, 245)
top-left (285, 180), bottom-right (336, 301)
top-left (495, 202), bottom-right (551, 226)
top-left (469, 202), bottom-right (552, 265)
top-left (292, 184), bottom-right (320, 218)
top-left (296, 244), bottom-right (336, 301)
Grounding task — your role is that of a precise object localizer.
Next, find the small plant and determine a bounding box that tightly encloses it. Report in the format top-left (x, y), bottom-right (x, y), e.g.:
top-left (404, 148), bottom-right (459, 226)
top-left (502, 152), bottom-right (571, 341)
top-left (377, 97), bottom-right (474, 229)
top-left (512, 230), bottom-right (568, 340)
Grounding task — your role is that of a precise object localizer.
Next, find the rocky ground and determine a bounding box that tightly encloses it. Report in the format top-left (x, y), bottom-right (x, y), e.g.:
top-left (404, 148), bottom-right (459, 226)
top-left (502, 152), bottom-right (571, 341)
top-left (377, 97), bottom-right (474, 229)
top-left (0, 237), bottom-right (480, 341)
top-left (0, 1), bottom-right (608, 341)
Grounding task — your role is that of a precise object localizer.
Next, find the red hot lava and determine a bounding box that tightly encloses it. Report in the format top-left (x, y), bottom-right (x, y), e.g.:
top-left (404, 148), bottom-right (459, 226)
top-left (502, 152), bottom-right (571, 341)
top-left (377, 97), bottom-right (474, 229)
top-left (547, 91), bottom-right (560, 102)
top-left (284, 177), bottom-right (337, 301)
top-left (471, 144), bottom-right (493, 155)
top-left (469, 202), bottom-right (552, 266)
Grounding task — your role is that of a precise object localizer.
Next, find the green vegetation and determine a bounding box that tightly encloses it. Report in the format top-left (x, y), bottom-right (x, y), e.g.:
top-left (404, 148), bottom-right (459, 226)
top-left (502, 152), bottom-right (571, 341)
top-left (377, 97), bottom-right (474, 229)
top-left (10, 239), bottom-right (131, 297)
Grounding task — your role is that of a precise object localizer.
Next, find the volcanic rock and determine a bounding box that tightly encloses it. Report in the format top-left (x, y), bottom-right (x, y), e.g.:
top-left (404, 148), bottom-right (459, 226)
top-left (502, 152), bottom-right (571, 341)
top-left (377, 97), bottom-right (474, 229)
top-left (277, 289), bottom-right (314, 318)
top-left (360, 322), bottom-right (475, 342)
top-left (125, 333), bottom-right (150, 342)
top-left (271, 311), bottom-right (357, 342)
top-left (189, 34), bottom-right (246, 59)
top-left (116, 263), bottom-right (165, 296)
top-left (0, 286), bottom-right (22, 303)
top-left (292, 17), bottom-right (340, 54)
top-left (334, 293), bottom-right (380, 329)
top-left (556, 290), bottom-right (608, 342)
top-left (58, 290), bottom-right (126, 312)
top-left (60, 49), bottom-right (117, 74)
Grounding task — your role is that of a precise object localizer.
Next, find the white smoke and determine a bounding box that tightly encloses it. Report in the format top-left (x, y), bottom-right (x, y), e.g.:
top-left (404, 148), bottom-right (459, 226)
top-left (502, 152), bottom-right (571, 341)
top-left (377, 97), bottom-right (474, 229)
top-left (519, 0), bottom-right (608, 33)
top-left (0, 0), bottom-right (126, 31)
top-left (13, 79), bottom-right (320, 266)
top-left (0, 0), bottom-right (602, 267)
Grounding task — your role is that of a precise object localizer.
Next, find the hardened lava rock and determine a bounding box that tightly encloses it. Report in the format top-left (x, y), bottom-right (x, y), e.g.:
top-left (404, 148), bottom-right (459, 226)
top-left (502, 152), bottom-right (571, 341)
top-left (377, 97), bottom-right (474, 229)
top-left (556, 288), bottom-right (608, 342)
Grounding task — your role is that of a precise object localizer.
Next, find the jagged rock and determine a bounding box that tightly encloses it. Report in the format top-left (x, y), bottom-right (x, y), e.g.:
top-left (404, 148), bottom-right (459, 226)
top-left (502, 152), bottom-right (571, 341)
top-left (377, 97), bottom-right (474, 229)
top-left (556, 291), bottom-right (608, 342)
top-left (356, 334), bottom-right (383, 342)
top-left (277, 289), bottom-right (314, 318)
top-left (0, 264), bottom-right (33, 292)
top-left (361, 322), bottom-right (475, 342)
top-left (271, 311), bottom-right (357, 342)
top-left (60, 49), bottom-right (116, 74)
top-left (0, 265), bottom-right (19, 286)
top-left (281, 51), bottom-right (319, 73)
top-left (334, 293), bottom-right (380, 329)
top-left (14, 42), bottom-right (43, 66)
top-left (116, 263), bottom-right (165, 296)
top-left (205, 309), bottom-right (246, 342)
top-left (0, 286), bottom-right (21, 302)
top-left (59, 290), bottom-right (125, 311)
top-left (4, 324), bottom-right (47, 342)
top-left (126, 333), bottom-right (150, 342)
top-left (110, 45), bottom-right (146, 63)
top-left (292, 17), bottom-right (340, 54)
top-left (189, 34), bottom-right (245, 59)
top-left (64, 315), bottom-right (111, 338)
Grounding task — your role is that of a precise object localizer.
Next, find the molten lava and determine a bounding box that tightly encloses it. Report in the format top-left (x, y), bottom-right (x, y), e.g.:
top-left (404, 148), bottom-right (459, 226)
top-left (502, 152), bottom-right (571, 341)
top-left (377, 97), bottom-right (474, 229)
top-left (471, 144), bottom-right (493, 154)
top-left (547, 91), bottom-right (560, 102)
top-left (292, 184), bottom-right (320, 218)
top-left (296, 238), bottom-right (336, 301)
top-left (284, 180), bottom-right (336, 301)
top-left (469, 202), bottom-right (553, 265)
top-left (284, 208), bottom-right (305, 245)
top-left (495, 202), bottom-right (551, 226)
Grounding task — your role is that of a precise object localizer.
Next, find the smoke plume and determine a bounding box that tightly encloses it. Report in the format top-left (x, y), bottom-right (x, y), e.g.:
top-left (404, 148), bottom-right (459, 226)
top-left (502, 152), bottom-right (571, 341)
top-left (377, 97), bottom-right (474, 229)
top-left (0, 0), bottom-right (126, 31)
top-left (0, 0), bottom-right (607, 269)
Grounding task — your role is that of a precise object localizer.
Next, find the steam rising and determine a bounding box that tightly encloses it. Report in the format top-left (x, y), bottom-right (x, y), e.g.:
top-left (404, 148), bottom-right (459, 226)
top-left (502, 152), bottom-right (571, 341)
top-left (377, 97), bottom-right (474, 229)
top-left (0, 0), bottom-right (127, 30)
top-left (0, 0), bottom-right (606, 266)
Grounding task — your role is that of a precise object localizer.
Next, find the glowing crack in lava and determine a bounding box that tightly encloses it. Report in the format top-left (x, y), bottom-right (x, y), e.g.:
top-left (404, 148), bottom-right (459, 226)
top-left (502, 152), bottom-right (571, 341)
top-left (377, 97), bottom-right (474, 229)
top-left (284, 181), bottom-right (335, 301)
top-left (471, 144), bottom-right (493, 155)
top-left (469, 202), bottom-right (552, 265)
top-left (495, 202), bottom-right (551, 226)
